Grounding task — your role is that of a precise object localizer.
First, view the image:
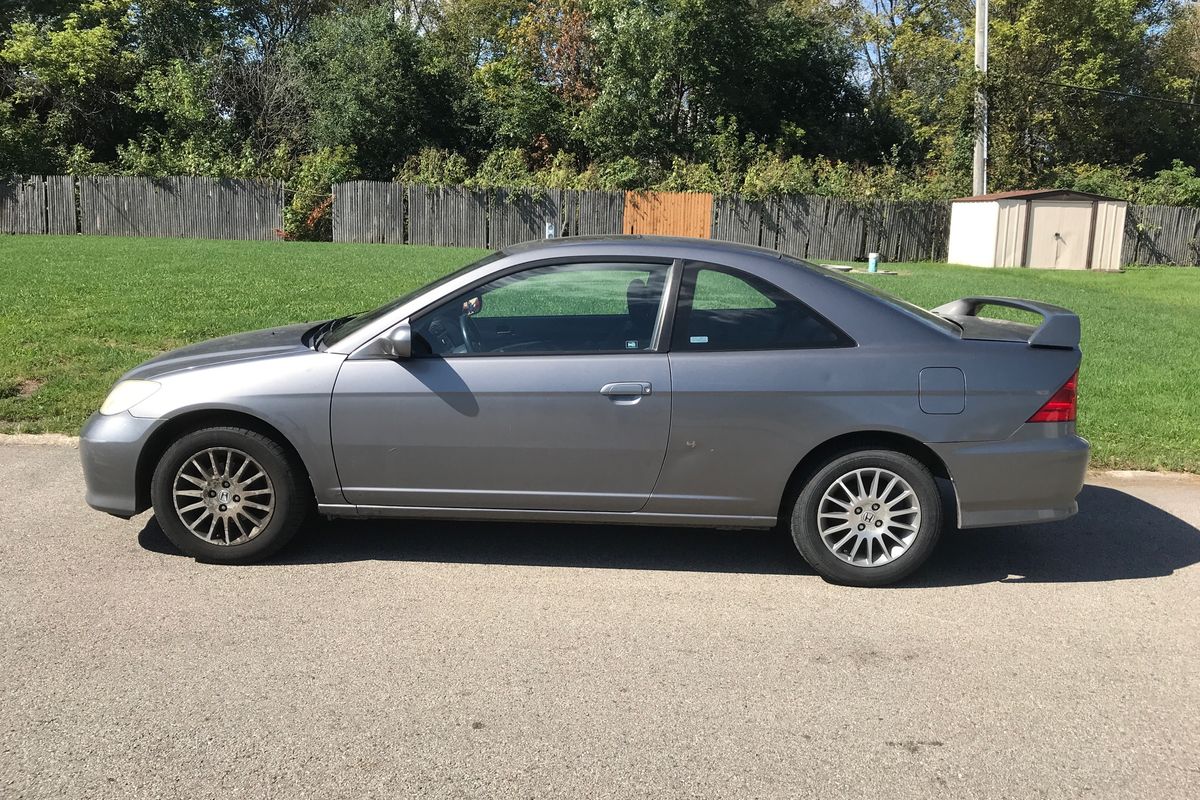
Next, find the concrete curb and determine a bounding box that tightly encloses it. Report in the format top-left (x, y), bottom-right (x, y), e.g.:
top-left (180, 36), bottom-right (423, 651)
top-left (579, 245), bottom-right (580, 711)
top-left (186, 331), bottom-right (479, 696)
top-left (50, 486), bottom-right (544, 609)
top-left (0, 433), bottom-right (79, 448)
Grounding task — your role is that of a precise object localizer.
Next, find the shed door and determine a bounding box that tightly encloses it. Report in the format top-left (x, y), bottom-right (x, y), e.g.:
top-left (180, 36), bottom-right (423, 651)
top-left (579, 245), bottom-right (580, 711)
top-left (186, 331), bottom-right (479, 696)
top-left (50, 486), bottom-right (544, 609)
top-left (1026, 201), bottom-right (1093, 269)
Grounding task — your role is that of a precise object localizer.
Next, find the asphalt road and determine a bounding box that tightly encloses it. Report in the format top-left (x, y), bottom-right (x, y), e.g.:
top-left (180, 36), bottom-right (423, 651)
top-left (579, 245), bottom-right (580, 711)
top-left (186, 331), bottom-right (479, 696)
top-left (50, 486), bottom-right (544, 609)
top-left (1, 440), bottom-right (1198, 799)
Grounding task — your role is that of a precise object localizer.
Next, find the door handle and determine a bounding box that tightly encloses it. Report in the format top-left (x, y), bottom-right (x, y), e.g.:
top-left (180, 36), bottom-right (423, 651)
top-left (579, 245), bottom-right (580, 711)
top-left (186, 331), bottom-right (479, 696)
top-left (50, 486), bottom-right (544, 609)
top-left (600, 382), bottom-right (652, 397)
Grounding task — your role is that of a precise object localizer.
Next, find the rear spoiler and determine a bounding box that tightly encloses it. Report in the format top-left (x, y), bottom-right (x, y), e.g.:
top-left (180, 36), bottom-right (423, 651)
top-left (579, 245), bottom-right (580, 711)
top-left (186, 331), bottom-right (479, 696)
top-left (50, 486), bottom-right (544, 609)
top-left (931, 297), bottom-right (1080, 349)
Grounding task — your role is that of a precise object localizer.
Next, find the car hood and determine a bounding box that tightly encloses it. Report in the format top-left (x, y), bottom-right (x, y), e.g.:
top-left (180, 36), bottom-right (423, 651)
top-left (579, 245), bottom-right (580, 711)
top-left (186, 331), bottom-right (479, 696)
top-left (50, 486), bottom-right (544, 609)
top-left (123, 322), bottom-right (318, 381)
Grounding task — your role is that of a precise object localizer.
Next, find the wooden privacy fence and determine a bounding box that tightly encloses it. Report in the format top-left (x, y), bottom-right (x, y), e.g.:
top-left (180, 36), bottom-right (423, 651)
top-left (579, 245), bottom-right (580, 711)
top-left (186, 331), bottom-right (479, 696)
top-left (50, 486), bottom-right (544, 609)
top-left (78, 176), bottom-right (282, 240)
top-left (332, 182), bottom-right (626, 247)
top-left (334, 182), bottom-right (948, 262)
top-left (6, 174), bottom-right (1200, 266)
top-left (0, 175), bottom-right (74, 235)
top-left (624, 191), bottom-right (712, 238)
top-left (712, 195), bottom-right (951, 262)
top-left (1122, 204), bottom-right (1200, 266)
top-left (1, 175), bottom-right (282, 240)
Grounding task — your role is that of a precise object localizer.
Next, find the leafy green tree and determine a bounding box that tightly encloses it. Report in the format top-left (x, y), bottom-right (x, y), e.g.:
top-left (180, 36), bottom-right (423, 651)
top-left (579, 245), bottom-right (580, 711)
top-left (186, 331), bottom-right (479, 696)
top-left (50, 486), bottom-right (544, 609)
top-left (291, 6), bottom-right (459, 178)
top-left (0, 0), bottom-right (142, 171)
top-left (581, 0), bottom-right (863, 166)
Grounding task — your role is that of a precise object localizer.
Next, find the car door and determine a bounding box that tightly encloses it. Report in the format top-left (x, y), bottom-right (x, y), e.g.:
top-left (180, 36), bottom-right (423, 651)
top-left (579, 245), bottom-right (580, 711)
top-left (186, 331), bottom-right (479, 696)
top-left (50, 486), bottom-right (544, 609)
top-left (645, 262), bottom-right (855, 520)
top-left (330, 259), bottom-right (676, 512)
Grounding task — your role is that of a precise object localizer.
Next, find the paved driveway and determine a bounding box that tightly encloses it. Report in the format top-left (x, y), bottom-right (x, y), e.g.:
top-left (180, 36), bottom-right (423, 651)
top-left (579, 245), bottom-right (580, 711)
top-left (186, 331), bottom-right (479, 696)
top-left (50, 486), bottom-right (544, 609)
top-left (1, 441), bottom-right (1198, 799)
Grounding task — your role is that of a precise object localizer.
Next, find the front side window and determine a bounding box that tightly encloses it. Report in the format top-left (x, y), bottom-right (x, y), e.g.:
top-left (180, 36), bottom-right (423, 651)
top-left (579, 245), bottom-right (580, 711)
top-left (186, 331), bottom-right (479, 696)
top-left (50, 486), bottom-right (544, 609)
top-left (671, 264), bottom-right (852, 352)
top-left (414, 262), bottom-right (670, 356)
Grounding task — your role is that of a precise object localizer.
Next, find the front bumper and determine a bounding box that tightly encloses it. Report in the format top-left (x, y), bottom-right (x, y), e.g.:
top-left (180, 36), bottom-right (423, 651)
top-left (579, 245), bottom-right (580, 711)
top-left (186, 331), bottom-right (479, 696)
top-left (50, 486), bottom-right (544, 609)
top-left (931, 424), bottom-right (1090, 529)
top-left (79, 412), bottom-right (163, 518)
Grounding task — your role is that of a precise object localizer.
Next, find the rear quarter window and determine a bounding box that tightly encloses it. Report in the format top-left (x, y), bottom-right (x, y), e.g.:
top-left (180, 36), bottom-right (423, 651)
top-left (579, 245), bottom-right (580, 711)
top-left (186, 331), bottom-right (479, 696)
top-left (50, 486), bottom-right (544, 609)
top-left (672, 265), bottom-right (852, 352)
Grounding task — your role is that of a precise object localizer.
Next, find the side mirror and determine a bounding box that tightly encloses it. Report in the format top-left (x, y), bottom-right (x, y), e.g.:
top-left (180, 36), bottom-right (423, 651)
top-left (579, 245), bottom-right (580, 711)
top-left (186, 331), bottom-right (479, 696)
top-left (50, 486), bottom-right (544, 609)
top-left (378, 323), bottom-right (412, 359)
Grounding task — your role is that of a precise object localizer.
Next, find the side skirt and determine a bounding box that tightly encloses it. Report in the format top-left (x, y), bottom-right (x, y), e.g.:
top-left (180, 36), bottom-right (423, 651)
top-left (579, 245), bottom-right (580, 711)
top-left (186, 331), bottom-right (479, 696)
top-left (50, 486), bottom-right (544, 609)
top-left (317, 503), bottom-right (777, 530)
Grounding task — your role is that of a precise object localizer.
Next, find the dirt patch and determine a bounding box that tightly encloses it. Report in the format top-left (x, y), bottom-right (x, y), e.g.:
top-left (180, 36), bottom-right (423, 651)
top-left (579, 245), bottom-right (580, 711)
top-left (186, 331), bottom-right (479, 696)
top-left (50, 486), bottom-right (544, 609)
top-left (2, 379), bottom-right (45, 399)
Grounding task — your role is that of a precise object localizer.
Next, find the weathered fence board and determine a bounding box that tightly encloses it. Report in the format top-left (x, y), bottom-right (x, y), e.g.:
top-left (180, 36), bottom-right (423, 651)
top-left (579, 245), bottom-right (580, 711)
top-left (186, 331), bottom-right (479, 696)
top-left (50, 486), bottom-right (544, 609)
top-left (866, 199), bottom-right (950, 262)
top-left (572, 191), bottom-right (624, 236)
top-left (712, 197), bottom-right (773, 247)
top-left (1, 176), bottom-right (45, 234)
top-left (45, 175), bottom-right (76, 235)
top-left (333, 184), bottom-right (624, 246)
top-left (490, 189), bottom-right (561, 249)
top-left (716, 194), bottom-right (951, 263)
top-left (1123, 204), bottom-right (1200, 266)
top-left (332, 180), bottom-right (405, 244)
top-left (406, 185), bottom-right (488, 248)
top-left (77, 176), bottom-right (281, 240)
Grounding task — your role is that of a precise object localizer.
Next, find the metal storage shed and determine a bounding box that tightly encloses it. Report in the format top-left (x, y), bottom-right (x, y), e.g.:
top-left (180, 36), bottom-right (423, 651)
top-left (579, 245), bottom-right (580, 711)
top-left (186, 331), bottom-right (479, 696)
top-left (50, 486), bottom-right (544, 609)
top-left (947, 189), bottom-right (1127, 270)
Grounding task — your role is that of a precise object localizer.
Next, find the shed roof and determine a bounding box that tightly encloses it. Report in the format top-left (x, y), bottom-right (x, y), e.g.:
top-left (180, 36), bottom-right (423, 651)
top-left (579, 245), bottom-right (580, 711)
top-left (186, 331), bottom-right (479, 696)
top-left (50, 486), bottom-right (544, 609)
top-left (952, 188), bottom-right (1124, 203)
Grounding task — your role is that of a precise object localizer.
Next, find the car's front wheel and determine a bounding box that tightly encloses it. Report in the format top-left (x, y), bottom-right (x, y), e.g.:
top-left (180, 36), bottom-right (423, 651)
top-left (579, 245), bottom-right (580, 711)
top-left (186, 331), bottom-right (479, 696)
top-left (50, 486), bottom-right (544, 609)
top-left (789, 449), bottom-right (943, 586)
top-left (150, 426), bottom-right (310, 563)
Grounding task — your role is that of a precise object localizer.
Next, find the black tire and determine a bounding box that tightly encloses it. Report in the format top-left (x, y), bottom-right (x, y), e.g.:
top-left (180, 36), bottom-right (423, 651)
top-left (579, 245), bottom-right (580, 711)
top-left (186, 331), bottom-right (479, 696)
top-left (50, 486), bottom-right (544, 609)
top-left (789, 449), bottom-right (943, 587)
top-left (150, 426), bottom-right (310, 563)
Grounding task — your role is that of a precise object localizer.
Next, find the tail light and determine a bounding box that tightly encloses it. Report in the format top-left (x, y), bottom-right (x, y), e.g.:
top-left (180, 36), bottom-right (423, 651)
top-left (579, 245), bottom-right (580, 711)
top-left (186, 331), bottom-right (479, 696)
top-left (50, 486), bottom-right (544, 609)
top-left (1028, 370), bottom-right (1078, 423)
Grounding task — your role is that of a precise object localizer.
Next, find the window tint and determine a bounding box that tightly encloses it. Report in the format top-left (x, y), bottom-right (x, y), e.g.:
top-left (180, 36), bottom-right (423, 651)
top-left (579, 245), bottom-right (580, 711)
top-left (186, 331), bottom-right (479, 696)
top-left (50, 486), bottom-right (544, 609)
top-left (691, 268), bottom-right (776, 310)
top-left (414, 262), bottom-right (670, 356)
top-left (671, 265), bottom-right (851, 352)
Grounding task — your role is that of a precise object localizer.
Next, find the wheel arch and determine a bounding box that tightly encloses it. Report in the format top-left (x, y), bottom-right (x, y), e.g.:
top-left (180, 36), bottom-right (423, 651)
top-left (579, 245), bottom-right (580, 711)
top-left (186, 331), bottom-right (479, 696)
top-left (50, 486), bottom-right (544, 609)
top-left (778, 430), bottom-right (956, 521)
top-left (135, 409), bottom-right (314, 513)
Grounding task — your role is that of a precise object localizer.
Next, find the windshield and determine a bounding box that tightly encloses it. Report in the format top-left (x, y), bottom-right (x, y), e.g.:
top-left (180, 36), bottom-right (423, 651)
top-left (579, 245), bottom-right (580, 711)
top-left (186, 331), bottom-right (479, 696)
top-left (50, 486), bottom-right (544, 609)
top-left (782, 255), bottom-right (960, 335)
top-left (321, 251), bottom-right (505, 347)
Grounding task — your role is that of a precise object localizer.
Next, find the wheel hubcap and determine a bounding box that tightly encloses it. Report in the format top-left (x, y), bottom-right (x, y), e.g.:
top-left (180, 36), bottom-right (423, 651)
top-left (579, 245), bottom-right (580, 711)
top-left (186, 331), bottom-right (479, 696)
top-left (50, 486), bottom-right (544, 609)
top-left (817, 467), bottom-right (921, 568)
top-left (172, 447), bottom-right (274, 546)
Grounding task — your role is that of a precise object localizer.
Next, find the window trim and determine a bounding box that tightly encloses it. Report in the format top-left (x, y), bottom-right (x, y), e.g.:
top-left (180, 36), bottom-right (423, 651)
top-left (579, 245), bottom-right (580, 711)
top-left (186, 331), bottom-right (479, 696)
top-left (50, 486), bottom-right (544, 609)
top-left (409, 257), bottom-right (682, 359)
top-left (670, 261), bottom-right (856, 353)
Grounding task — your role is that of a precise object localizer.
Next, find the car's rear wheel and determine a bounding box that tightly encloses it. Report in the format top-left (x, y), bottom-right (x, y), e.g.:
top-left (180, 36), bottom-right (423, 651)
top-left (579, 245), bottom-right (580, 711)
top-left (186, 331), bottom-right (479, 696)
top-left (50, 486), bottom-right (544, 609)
top-left (150, 427), bottom-right (309, 563)
top-left (789, 449), bottom-right (943, 586)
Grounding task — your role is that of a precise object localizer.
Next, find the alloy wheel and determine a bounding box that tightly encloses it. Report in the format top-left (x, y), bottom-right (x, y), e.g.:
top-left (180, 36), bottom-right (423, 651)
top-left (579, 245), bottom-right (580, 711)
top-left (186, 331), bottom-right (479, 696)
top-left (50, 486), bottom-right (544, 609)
top-left (171, 447), bottom-right (275, 546)
top-left (816, 467), bottom-right (922, 567)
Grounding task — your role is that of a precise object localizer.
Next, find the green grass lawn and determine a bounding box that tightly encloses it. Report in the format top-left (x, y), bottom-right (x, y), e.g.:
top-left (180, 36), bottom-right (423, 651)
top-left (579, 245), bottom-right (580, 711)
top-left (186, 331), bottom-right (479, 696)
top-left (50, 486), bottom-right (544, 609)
top-left (2, 235), bottom-right (1197, 472)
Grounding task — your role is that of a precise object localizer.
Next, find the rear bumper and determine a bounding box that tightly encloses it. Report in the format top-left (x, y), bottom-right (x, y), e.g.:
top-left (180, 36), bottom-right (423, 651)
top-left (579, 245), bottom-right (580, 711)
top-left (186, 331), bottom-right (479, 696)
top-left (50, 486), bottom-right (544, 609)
top-left (79, 412), bottom-right (162, 518)
top-left (931, 425), bottom-right (1090, 529)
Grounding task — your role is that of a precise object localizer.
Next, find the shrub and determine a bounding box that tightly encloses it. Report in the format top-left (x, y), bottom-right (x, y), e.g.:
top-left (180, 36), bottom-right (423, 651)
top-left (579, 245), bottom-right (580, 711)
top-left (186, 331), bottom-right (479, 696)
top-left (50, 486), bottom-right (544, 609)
top-left (282, 146), bottom-right (359, 241)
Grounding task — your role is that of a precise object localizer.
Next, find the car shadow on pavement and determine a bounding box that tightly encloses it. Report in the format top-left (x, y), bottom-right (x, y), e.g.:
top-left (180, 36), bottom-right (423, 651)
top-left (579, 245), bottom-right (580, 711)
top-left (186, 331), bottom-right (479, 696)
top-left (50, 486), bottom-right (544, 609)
top-left (137, 485), bottom-right (1200, 585)
top-left (907, 484), bottom-right (1200, 587)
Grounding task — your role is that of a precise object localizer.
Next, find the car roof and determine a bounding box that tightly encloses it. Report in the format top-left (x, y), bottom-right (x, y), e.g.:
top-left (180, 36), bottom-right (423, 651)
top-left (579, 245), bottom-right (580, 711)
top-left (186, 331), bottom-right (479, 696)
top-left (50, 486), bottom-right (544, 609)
top-left (500, 235), bottom-right (791, 264)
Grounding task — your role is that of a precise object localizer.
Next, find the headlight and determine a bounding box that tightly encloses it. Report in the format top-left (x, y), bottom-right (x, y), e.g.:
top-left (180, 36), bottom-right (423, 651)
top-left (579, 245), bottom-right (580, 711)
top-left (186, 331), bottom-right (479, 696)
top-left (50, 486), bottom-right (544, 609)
top-left (99, 380), bottom-right (161, 416)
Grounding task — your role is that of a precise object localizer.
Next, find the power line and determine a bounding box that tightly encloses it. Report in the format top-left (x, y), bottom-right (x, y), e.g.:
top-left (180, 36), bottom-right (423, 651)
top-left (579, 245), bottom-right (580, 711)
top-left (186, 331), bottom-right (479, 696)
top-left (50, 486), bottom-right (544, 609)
top-left (1040, 81), bottom-right (1200, 109)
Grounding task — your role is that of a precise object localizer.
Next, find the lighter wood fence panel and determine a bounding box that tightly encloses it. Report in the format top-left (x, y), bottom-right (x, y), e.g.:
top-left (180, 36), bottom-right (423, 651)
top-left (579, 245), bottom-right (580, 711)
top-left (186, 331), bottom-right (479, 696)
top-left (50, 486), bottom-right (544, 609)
top-left (1123, 204), bottom-right (1200, 266)
top-left (78, 176), bottom-right (281, 240)
top-left (623, 191), bottom-right (712, 238)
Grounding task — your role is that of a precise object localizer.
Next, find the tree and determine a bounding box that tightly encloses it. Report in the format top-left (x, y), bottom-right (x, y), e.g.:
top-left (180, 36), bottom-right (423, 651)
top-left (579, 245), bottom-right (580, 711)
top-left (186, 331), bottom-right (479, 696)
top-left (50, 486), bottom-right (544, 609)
top-left (0, 0), bottom-right (142, 171)
top-left (290, 6), bottom-right (458, 177)
top-left (581, 0), bottom-right (864, 165)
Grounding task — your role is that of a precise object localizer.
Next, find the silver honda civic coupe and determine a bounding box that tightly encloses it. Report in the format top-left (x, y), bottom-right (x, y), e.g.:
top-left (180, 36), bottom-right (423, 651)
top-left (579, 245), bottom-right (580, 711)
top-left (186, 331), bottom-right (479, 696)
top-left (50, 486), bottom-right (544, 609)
top-left (80, 236), bottom-right (1088, 586)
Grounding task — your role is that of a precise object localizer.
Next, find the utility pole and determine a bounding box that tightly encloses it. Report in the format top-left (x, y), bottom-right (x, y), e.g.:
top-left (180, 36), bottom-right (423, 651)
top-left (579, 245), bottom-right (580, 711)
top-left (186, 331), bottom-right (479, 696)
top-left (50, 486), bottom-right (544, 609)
top-left (973, 0), bottom-right (989, 196)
